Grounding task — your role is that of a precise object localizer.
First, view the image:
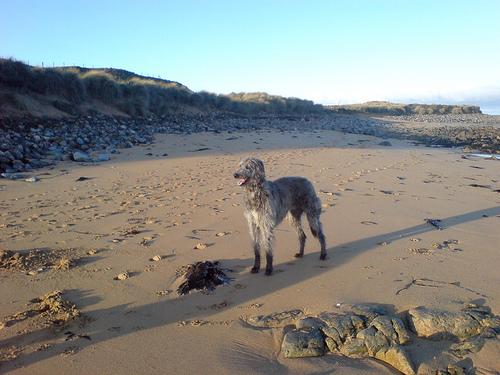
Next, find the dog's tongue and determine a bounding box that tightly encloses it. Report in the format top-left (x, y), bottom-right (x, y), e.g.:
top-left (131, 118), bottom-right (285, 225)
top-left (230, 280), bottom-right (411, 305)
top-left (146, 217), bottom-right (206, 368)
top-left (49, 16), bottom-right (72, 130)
top-left (237, 178), bottom-right (246, 186)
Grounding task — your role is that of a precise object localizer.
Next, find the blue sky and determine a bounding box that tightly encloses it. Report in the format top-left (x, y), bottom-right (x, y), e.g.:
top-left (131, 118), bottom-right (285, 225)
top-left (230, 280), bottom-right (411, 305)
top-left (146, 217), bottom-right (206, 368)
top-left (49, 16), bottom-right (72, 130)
top-left (1, 1), bottom-right (499, 111)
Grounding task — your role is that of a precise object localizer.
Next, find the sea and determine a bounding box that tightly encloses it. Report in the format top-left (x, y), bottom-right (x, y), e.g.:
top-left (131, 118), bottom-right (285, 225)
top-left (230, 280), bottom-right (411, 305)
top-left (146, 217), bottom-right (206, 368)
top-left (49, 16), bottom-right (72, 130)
top-left (481, 107), bottom-right (500, 115)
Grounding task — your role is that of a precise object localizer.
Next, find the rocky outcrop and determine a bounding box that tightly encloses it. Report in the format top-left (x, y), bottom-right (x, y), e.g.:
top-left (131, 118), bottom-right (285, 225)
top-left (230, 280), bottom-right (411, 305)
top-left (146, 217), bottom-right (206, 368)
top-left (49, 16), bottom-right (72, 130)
top-left (243, 303), bottom-right (500, 375)
top-left (245, 304), bottom-right (415, 374)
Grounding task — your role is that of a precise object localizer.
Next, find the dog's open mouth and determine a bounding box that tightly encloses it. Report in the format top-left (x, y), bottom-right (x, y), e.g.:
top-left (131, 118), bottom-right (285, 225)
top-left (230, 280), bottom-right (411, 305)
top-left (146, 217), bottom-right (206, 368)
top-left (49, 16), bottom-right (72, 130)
top-left (237, 178), bottom-right (247, 186)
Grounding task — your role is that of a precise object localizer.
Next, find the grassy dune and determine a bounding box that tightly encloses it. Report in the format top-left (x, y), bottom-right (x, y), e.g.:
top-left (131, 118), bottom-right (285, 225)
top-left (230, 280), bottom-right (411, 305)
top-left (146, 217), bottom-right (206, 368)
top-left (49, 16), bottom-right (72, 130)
top-left (0, 58), bottom-right (322, 118)
top-left (327, 101), bottom-right (481, 115)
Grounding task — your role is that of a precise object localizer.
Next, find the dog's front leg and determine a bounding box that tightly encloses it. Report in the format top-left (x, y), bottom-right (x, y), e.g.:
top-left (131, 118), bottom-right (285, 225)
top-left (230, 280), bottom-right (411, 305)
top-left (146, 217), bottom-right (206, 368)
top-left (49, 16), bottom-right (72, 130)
top-left (252, 242), bottom-right (261, 273)
top-left (260, 231), bottom-right (274, 276)
top-left (249, 221), bottom-right (261, 273)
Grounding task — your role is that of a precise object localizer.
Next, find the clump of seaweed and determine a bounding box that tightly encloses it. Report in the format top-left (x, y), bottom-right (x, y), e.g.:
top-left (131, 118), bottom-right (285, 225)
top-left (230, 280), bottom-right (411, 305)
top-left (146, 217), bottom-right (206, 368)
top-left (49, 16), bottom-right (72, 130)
top-left (176, 261), bottom-right (232, 295)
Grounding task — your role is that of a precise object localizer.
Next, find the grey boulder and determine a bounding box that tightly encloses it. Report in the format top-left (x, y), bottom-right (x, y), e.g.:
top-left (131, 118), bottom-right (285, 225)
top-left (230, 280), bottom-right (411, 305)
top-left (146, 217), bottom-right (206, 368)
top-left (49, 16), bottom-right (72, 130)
top-left (281, 328), bottom-right (325, 358)
top-left (72, 151), bottom-right (92, 162)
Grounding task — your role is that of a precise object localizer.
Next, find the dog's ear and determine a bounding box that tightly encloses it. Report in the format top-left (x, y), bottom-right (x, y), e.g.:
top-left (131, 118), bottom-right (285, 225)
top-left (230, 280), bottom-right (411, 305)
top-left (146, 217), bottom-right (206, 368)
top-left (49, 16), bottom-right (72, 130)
top-left (256, 159), bottom-right (265, 175)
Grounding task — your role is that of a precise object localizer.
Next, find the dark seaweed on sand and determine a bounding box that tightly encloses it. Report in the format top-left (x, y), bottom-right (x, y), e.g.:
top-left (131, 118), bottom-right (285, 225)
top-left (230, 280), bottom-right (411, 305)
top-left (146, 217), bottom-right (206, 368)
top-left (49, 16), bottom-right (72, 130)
top-left (425, 218), bottom-right (444, 230)
top-left (177, 261), bottom-right (232, 295)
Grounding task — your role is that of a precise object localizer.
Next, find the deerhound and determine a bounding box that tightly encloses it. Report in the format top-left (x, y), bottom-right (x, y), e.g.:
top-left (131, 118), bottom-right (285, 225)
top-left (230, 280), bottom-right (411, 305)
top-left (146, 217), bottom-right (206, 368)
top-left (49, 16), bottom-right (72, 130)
top-left (233, 157), bottom-right (327, 275)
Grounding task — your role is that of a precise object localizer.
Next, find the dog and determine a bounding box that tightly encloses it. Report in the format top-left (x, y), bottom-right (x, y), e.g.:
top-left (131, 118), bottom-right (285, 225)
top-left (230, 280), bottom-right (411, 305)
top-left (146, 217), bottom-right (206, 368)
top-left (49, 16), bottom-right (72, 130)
top-left (234, 157), bottom-right (327, 275)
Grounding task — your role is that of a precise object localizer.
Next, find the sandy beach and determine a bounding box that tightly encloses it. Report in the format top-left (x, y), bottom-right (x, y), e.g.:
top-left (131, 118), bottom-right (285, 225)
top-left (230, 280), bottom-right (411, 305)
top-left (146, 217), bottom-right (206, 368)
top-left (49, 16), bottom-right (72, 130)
top-left (1, 129), bottom-right (499, 374)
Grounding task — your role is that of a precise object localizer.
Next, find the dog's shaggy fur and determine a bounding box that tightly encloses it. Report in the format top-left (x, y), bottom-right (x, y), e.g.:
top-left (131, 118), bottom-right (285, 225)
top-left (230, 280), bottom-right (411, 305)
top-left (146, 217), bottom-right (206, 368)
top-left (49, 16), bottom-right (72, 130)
top-left (234, 157), bottom-right (327, 275)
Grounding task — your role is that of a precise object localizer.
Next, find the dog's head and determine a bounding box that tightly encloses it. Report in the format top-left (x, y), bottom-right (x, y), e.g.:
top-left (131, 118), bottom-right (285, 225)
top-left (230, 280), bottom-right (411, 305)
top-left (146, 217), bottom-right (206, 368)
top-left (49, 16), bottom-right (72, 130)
top-left (233, 157), bottom-right (265, 187)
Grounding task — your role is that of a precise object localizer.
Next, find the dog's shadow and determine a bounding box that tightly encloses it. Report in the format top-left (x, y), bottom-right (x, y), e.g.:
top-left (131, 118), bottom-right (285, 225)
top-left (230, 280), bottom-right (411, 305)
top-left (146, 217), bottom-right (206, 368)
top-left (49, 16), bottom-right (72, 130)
top-left (5, 205), bottom-right (500, 370)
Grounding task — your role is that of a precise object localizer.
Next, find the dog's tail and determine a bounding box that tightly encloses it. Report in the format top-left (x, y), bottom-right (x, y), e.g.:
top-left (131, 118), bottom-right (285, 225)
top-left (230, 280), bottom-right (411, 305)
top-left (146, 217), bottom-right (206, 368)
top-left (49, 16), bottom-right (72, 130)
top-left (313, 195), bottom-right (323, 216)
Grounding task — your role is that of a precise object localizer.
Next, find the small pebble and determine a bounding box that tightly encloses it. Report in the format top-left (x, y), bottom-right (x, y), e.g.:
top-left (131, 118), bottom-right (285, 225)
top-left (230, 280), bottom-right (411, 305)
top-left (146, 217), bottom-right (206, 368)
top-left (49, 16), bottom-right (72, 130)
top-left (151, 255), bottom-right (162, 262)
top-left (194, 243), bottom-right (207, 250)
top-left (115, 272), bottom-right (129, 280)
top-left (156, 290), bottom-right (172, 296)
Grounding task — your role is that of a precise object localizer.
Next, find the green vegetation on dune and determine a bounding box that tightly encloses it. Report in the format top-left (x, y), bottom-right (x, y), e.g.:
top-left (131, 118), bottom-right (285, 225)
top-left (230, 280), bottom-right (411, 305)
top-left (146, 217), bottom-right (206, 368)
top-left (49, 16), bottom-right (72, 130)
top-left (0, 59), bottom-right (483, 119)
top-left (327, 101), bottom-right (481, 115)
top-left (0, 58), bottom-right (322, 117)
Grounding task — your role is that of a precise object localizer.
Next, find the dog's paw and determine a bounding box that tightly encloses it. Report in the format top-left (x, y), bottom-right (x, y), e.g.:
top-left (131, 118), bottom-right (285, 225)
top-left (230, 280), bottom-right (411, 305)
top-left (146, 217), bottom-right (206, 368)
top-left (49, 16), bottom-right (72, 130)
top-left (251, 267), bottom-right (260, 274)
top-left (294, 253), bottom-right (303, 258)
top-left (319, 254), bottom-right (327, 261)
top-left (264, 268), bottom-right (273, 276)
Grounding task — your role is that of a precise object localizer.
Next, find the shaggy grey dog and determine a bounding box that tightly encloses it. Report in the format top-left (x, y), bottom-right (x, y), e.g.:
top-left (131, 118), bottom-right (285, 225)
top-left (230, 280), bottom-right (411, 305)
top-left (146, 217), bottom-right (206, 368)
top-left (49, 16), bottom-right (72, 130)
top-left (234, 157), bottom-right (327, 275)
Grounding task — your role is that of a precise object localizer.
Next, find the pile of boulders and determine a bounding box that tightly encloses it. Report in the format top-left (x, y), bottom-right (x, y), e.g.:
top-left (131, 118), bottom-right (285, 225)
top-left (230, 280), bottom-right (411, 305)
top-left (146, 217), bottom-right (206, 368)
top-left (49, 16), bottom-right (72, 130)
top-left (397, 114), bottom-right (500, 125)
top-left (326, 115), bottom-right (500, 153)
top-left (1, 112), bottom-right (499, 174)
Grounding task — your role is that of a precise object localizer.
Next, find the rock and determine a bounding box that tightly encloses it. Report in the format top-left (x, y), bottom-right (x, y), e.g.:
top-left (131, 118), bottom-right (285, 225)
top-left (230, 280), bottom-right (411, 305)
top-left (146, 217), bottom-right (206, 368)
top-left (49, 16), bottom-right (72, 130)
top-left (72, 151), bottom-right (92, 162)
top-left (374, 346), bottom-right (415, 375)
top-left (244, 310), bottom-right (304, 328)
top-left (322, 326), bottom-right (343, 350)
top-left (151, 255), bottom-right (162, 262)
top-left (281, 328), bottom-right (325, 358)
top-left (24, 176), bottom-right (39, 183)
top-left (351, 303), bottom-right (387, 321)
top-left (317, 312), bottom-right (365, 341)
top-left (1, 173), bottom-right (26, 180)
top-left (340, 337), bottom-right (369, 357)
top-left (370, 315), bottom-right (410, 345)
top-left (0, 151), bottom-right (10, 163)
top-left (337, 315), bottom-right (414, 374)
top-left (95, 153), bottom-right (110, 162)
top-left (245, 304), bottom-right (419, 374)
top-left (435, 364), bottom-right (466, 375)
top-left (194, 243), bottom-right (207, 250)
top-left (296, 316), bottom-right (326, 330)
top-left (12, 160), bottom-right (25, 171)
top-left (450, 335), bottom-right (485, 357)
top-left (115, 272), bottom-right (130, 280)
top-left (378, 140), bottom-right (392, 146)
top-left (408, 306), bottom-right (484, 339)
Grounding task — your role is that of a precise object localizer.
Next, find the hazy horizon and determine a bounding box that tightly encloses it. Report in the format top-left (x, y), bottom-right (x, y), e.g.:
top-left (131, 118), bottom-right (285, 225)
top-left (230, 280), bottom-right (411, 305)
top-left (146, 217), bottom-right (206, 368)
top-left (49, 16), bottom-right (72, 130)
top-left (1, 0), bottom-right (499, 113)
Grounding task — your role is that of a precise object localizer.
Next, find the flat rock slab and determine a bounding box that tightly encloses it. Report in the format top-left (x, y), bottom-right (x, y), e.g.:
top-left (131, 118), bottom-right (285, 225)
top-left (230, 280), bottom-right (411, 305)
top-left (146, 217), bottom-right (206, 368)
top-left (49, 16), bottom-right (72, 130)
top-left (408, 306), bottom-right (500, 340)
top-left (244, 309), bottom-right (304, 328)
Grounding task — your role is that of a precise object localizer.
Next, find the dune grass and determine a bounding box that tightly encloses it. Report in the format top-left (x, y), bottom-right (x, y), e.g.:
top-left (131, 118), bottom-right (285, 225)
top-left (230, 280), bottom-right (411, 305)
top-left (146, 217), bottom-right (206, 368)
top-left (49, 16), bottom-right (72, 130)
top-left (327, 101), bottom-right (481, 115)
top-left (0, 58), bottom-right (322, 117)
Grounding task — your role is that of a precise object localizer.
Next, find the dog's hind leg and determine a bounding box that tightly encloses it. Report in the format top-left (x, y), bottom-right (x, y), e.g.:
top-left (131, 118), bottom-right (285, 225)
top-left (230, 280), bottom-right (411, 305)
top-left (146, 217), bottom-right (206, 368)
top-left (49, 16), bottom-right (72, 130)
top-left (289, 210), bottom-right (306, 258)
top-left (307, 211), bottom-right (327, 260)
